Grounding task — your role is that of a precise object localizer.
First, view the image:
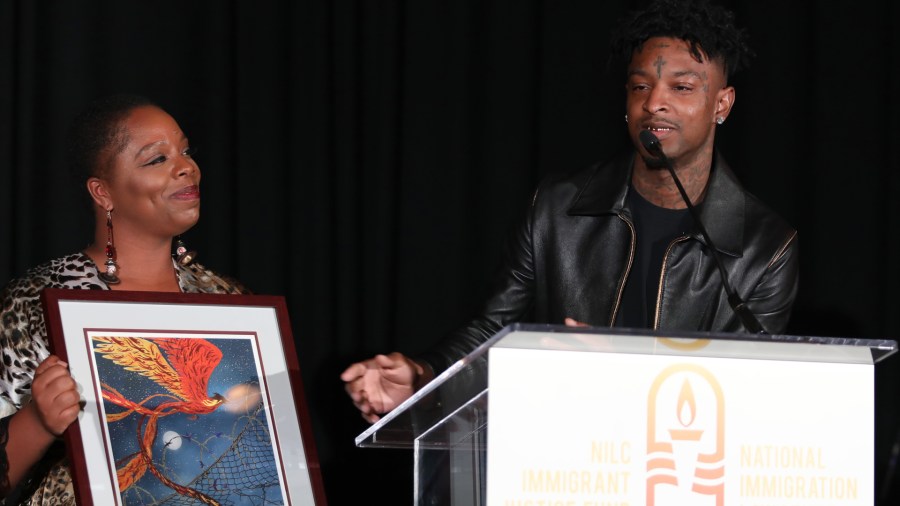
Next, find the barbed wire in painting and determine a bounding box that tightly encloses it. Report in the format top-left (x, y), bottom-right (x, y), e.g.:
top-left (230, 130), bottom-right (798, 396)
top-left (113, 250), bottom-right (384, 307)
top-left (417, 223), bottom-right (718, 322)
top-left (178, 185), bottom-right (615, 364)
top-left (120, 401), bottom-right (285, 506)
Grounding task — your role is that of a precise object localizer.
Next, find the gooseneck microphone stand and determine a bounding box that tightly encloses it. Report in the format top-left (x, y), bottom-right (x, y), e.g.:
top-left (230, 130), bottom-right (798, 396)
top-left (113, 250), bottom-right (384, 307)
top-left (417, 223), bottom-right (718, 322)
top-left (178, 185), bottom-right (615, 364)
top-left (638, 130), bottom-right (767, 334)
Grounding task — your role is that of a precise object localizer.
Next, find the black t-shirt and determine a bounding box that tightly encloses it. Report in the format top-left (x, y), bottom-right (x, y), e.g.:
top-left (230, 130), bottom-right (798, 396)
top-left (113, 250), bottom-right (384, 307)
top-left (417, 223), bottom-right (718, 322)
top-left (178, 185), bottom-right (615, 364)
top-left (614, 187), bottom-right (693, 329)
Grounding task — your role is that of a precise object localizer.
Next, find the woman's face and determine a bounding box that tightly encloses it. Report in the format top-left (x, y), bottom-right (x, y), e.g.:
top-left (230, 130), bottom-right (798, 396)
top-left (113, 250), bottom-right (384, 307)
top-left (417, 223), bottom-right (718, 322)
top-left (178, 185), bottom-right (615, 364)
top-left (99, 106), bottom-right (201, 239)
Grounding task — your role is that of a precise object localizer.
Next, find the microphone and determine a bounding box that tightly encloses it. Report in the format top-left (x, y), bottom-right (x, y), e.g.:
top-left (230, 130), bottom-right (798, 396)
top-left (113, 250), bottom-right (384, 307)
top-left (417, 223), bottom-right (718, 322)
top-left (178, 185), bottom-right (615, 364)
top-left (638, 130), bottom-right (767, 334)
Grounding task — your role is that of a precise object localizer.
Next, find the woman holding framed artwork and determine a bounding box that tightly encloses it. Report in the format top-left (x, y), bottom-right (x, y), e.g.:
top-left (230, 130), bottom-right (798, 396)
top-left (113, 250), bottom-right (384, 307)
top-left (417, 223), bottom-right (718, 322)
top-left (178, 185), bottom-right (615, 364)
top-left (0, 94), bottom-right (249, 504)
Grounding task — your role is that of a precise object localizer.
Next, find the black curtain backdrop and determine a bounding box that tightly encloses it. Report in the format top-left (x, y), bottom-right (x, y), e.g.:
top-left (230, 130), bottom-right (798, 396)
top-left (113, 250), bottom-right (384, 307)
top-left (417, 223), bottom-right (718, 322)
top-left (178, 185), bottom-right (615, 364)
top-left (2, 1), bottom-right (899, 504)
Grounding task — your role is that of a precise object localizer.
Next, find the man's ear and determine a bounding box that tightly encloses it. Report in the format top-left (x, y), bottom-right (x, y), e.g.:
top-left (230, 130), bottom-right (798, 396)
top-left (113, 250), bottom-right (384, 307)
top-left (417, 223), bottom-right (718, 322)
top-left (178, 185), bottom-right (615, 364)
top-left (86, 177), bottom-right (113, 211)
top-left (715, 85), bottom-right (736, 122)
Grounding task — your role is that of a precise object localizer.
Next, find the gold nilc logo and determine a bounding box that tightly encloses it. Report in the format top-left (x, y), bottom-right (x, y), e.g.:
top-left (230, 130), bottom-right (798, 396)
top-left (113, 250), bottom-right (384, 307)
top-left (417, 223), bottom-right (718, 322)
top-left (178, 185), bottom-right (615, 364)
top-left (646, 364), bottom-right (724, 505)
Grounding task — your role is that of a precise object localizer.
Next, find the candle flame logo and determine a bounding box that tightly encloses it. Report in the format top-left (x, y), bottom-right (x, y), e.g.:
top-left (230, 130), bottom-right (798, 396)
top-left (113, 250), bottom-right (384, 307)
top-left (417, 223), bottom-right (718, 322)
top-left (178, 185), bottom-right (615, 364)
top-left (677, 379), bottom-right (696, 427)
top-left (646, 364), bottom-right (724, 506)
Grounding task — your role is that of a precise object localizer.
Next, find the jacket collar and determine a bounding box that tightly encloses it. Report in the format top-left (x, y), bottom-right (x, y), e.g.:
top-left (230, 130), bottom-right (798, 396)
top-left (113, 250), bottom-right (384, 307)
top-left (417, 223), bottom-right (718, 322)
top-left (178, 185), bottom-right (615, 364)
top-left (567, 151), bottom-right (745, 257)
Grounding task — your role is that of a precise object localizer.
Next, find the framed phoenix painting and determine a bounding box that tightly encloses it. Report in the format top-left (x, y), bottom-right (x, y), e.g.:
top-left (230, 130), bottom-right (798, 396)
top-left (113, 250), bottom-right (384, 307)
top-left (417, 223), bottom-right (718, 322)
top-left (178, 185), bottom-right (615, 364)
top-left (40, 289), bottom-right (327, 506)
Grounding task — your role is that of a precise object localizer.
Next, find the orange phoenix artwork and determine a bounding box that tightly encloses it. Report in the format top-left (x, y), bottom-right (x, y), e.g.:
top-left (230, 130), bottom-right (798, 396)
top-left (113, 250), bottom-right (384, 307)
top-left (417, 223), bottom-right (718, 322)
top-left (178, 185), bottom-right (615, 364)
top-left (91, 335), bottom-right (285, 505)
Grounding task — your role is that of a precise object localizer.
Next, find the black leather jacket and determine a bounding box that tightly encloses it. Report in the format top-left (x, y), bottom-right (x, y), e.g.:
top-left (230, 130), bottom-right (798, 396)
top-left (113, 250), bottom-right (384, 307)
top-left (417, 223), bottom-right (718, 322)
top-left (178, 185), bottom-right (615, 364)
top-left (421, 152), bottom-right (799, 374)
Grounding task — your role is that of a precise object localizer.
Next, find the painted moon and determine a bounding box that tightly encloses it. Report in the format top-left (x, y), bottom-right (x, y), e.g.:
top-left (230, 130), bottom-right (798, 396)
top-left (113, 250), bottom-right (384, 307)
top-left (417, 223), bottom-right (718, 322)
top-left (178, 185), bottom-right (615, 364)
top-left (162, 431), bottom-right (182, 450)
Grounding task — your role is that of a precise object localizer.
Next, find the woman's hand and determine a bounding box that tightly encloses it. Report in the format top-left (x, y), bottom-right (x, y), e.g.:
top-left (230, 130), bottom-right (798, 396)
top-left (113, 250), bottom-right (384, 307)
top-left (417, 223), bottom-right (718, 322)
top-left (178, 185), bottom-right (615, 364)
top-left (30, 355), bottom-right (81, 436)
top-left (4, 355), bottom-right (82, 490)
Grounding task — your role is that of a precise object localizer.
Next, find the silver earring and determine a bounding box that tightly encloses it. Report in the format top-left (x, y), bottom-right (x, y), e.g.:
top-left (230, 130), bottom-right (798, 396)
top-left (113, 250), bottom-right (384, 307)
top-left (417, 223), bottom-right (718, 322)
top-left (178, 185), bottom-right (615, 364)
top-left (624, 114), bottom-right (629, 123)
top-left (98, 209), bottom-right (121, 284)
top-left (173, 237), bottom-right (196, 266)
top-left (716, 117), bottom-right (724, 125)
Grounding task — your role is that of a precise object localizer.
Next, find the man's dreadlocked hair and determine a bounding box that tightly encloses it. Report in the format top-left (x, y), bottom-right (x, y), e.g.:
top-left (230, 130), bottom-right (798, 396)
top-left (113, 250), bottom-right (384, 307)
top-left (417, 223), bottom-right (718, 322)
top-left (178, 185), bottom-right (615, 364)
top-left (610, 0), bottom-right (754, 81)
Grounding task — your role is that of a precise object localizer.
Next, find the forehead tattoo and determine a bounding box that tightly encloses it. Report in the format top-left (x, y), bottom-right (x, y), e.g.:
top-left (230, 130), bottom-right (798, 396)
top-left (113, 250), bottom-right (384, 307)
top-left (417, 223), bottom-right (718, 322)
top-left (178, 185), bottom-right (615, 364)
top-left (654, 55), bottom-right (666, 78)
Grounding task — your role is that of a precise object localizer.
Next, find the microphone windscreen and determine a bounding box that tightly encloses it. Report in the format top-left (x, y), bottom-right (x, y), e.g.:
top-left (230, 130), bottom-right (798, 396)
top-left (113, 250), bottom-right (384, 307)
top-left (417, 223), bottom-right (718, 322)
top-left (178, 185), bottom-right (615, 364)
top-left (638, 129), bottom-right (662, 156)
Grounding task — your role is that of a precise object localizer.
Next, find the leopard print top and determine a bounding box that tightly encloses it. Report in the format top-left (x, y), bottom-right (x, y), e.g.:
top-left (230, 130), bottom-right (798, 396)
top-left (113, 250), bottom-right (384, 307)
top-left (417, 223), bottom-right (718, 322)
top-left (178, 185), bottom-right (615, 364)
top-left (0, 252), bottom-right (248, 505)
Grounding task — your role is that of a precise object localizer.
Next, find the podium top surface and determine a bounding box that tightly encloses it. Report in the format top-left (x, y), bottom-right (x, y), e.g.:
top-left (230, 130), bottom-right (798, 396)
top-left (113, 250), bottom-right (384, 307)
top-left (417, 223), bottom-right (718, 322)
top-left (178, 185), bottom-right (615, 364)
top-left (355, 324), bottom-right (897, 448)
top-left (493, 324), bottom-right (898, 363)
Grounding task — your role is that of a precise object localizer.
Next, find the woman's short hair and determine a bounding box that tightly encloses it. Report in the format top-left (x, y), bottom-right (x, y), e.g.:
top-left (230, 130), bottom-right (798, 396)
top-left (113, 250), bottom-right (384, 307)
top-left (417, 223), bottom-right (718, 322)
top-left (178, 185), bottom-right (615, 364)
top-left (66, 93), bottom-right (156, 184)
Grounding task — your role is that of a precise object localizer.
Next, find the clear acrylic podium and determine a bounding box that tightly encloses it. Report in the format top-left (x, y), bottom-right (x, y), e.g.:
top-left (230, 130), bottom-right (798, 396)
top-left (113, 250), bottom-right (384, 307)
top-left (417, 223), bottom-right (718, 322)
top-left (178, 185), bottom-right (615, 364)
top-left (355, 324), bottom-right (897, 505)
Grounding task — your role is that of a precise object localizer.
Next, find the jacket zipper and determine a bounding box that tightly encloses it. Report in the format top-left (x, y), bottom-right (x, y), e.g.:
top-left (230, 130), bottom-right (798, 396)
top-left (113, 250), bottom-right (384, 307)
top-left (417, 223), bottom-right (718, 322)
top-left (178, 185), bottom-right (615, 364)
top-left (610, 215), bottom-right (637, 326)
top-left (653, 235), bottom-right (690, 329)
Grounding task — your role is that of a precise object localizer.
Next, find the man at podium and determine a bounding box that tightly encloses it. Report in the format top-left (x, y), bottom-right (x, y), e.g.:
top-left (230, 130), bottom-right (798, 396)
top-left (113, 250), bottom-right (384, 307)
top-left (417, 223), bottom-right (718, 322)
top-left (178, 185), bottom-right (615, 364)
top-left (342, 0), bottom-right (798, 423)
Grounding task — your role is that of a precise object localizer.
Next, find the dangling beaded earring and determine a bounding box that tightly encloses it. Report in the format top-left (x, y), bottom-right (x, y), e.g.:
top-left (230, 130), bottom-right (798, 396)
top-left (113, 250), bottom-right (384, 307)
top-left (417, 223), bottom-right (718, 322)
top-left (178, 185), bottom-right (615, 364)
top-left (173, 237), bottom-right (196, 266)
top-left (98, 209), bottom-right (121, 284)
